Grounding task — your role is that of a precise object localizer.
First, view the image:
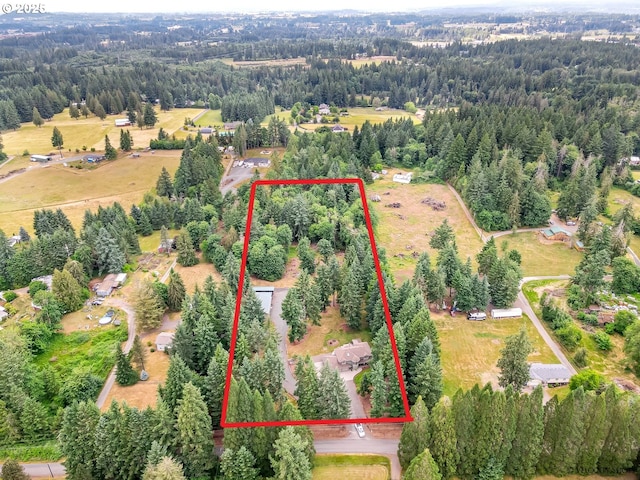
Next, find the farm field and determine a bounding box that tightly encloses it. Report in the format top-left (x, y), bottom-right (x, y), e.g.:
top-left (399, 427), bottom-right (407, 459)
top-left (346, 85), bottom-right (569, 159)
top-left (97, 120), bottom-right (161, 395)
top-left (287, 305), bottom-right (373, 358)
top-left (312, 454), bottom-right (390, 480)
top-left (496, 232), bottom-right (583, 277)
top-left (295, 107), bottom-right (421, 132)
top-left (522, 280), bottom-right (640, 390)
top-left (366, 173), bottom-right (484, 282)
top-left (340, 55), bottom-right (397, 67)
top-left (607, 186), bottom-right (640, 215)
top-left (0, 107), bottom-right (204, 163)
top-left (435, 310), bottom-right (560, 396)
top-left (0, 150), bottom-right (182, 235)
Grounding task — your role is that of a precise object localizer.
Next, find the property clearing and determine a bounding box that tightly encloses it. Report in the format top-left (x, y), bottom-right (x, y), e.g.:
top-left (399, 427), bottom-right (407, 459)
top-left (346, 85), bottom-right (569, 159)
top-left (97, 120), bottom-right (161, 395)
top-left (173, 260), bottom-right (223, 294)
top-left (287, 305), bottom-right (373, 358)
top-left (0, 151), bottom-right (182, 235)
top-left (0, 107), bottom-right (204, 162)
top-left (498, 232), bottom-right (583, 277)
top-left (435, 310), bottom-right (560, 395)
top-left (366, 173), bottom-right (484, 282)
top-left (312, 454), bottom-right (390, 480)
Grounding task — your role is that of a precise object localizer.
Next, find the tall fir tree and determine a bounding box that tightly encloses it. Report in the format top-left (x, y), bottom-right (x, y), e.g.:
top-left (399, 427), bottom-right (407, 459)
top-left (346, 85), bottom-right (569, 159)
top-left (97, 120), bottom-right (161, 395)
top-left (398, 396), bottom-right (431, 469)
top-left (115, 344), bottom-right (138, 386)
top-left (167, 269), bottom-right (186, 311)
top-left (270, 427), bottom-right (312, 480)
top-left (404, 448), bottom-right (443, 480)
top-left (294, 355), bottom-right (320, 420)
top-left (317, 362), bottom-right (351, 419)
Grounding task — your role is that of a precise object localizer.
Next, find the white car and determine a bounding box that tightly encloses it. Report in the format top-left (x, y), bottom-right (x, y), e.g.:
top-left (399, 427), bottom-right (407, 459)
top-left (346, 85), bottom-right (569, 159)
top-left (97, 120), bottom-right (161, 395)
top-left (355, 423), bottom-right (365, 438)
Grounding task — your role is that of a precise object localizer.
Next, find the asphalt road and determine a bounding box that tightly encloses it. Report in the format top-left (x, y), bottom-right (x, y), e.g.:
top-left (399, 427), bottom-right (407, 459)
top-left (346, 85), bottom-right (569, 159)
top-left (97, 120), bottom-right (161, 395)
top-left (219, 164), bottom-right (256, 195)
top-left (1, 463), bottom-right (66, 478)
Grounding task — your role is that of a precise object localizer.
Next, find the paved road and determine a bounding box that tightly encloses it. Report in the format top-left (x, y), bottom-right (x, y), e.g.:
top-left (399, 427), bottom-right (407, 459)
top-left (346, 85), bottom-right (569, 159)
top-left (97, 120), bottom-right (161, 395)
top-left (269, 287), bottom-right (297, 396)
top-left (1, 463), bottom-right (66, 478)
top-left (315, 439), bottom-right (401, 479)
top-left (516, 276), bottom-right (577, 376)
top-left (220, 164), bottom-right (256, 195)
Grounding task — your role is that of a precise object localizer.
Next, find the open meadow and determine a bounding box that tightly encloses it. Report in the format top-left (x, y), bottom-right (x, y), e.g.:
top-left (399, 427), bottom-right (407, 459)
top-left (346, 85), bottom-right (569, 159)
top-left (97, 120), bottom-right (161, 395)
top-left (435, 309), bottom-right (560, 395)
top-left (0, 106), bottom-right (203, 166)
top-left (366, 173), bottom-right (485, 282)
top-left (496, 232), bottom-right (583, 276)
top-left (0, 150), bottom-right (182, 235)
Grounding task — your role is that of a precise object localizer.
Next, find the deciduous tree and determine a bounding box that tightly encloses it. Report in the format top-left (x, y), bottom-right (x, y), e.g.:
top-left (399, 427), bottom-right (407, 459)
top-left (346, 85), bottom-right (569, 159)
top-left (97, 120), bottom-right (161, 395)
top-left (497, 329), bottom-right (532, 391)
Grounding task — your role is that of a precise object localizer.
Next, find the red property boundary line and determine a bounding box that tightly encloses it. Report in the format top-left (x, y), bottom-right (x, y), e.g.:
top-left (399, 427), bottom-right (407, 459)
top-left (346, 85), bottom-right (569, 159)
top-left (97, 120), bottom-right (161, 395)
top-left (220, 178), bottom-right (413, 428)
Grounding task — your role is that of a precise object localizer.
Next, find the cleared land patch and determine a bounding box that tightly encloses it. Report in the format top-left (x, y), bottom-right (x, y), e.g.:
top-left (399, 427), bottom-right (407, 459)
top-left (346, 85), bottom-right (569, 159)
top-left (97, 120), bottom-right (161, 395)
top-left (367, 174), bottom-right (484, 282)
top-left (0, 107), bottom-right (204, 160)
top-left (312, 454), bottom-right (390, 480)
top-left (0, 151), bottom-right (181, 235)
top-left (173, 260), bottom-right (223, 294)
top-left (287, 305), bottom-right (373, 358)
top-left (496, 232), bottom-right (583, 276)
top-left (435, 310), bottom-right (559, 395)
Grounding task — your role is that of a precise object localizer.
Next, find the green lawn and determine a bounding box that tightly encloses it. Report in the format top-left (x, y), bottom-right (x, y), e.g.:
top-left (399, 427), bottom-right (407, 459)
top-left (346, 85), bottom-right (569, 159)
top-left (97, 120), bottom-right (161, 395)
top-left (312, 454), bottom-right (390, 480)
top-left (497, 232), bottom-right (583, 277)
top-left (436, 311), bottom-right (560, 395)
top-left (0, 441), bottom-right (62, 461)
top-left (35, 323), bottom-right (128, 382)
top-left (194, 109), bottom-right (223, 126)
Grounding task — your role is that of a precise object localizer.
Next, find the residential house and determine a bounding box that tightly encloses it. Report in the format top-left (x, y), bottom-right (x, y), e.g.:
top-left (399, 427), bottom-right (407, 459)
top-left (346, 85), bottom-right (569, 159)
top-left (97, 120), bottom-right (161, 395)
top-left (224, 121), bottom-right (242, 131)
top-left (242, 157), bottom-right (271, 168)
top-left (156, 332), bottom-right (175, 352)
top-left (318, 103), bottom-right (331, 115)
top-left (199, 127), bottom-right (213, 134)
top-left (541, 226), bottom-right (572, 242)
top-left (528, 363), bottom-right (572, 387)
top-left (624, 156), bottom-right (640, 166)
top-left (333, 339), bottom-right (372, 371)
top-left (392, 172), bottom-right (413, 184)
top-left (158, 239), bottom-right (174, 254)
top-left (331, 124), bottom-right (347, 133)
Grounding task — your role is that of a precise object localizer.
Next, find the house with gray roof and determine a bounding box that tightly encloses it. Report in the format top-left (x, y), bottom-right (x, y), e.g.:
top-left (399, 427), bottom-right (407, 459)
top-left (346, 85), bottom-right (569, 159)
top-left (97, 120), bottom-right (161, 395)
top-left (528, 363), bottom-right (572, 387)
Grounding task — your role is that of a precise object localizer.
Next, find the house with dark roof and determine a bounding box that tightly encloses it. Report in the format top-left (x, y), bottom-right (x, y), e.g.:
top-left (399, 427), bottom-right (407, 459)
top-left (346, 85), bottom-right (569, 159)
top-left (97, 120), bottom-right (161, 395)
top-left (331, 124), bottom-right (347, 133)
top-left (333, 339), bottom-right (372, 371)
top-left (224, 121), bottom-right (242, 131)
top-left (528, 363), bottom-right (572, 387)
top-left (199, 127), bottom-right (213, 134)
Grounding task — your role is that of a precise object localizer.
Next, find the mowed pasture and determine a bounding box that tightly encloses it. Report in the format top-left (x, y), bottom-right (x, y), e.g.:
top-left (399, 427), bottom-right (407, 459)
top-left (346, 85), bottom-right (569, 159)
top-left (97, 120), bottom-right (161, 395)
top-left (0, 151), bottom-right (181, 235)
top-left (435, 310), bottom-right (560, 395)
top-left (312, 454), bottom-right (390, 480)
top-left (495, 232), bottom-right (583, 277)
top-left (366, 174), bottom-right (484, 282)
top-left (0, 107), bottom-right (204, 170)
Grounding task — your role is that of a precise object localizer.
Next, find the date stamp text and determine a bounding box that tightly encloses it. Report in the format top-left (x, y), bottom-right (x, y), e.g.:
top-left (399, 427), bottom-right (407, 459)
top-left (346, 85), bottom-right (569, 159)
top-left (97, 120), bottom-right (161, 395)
top-left (2, 3), bottom-right (46, 13)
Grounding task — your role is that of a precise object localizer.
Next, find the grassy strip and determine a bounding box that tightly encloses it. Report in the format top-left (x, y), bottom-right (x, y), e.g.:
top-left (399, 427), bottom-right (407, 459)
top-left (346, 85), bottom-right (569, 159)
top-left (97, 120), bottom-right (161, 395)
top-left (0, 442), bottom-right (62, 461)
top-left (314, 454), bottom-right (391, 468)
top-left (521, 279), bottom-right (558, 316)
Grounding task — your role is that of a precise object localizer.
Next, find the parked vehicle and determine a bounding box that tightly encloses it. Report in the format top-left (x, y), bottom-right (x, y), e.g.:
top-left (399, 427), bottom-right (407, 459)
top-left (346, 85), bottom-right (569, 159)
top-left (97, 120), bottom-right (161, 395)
top-left (467, 311), bottom-right (487, 321)
top-left (355, 423), bottom-right (365, 438)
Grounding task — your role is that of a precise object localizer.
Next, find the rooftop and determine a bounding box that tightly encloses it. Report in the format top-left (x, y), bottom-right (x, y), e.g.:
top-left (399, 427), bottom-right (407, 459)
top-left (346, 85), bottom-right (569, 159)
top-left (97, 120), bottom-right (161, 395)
top-left (333, 339), bottom-right (372, 364)
top-left (529, 363), bottom-right (572, 382)
top-left (542, 226), bottom-right (572, 237)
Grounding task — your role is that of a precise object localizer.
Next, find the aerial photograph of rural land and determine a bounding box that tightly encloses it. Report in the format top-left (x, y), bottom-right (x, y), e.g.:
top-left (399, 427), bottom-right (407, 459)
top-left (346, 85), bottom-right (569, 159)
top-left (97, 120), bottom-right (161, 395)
top-left (2, 0), bottom-right (640, 479)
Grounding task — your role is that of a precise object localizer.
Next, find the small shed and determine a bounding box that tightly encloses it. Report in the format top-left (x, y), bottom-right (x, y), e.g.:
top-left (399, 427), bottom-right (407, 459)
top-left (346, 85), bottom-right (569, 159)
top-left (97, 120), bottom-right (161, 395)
top-left (199, 127), bottom-right (213, 134)
top-left (574, 240), bottom-right (585, 252)
top-left (252, 286), bottom-right (274, 315)
top-left (393, 172), bottom-right (413, 184)
top-left (115, 119), bottom-right (131, 127)
top-left (96, 274), bottom-right (118, 297)
top-left (156, 332), bottom-right (175, 352)
top-left (114, 273), bottom-right (127, 287)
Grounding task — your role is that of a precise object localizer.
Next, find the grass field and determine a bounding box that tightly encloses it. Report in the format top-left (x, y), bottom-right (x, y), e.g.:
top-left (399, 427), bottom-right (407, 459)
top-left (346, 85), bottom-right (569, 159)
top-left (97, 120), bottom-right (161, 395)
top-left (522, 280), bottom-right (640, 389)
top-left (496, 232), bottom-right (583, 276)
top-left (607, 186), bottom-right (640, 216)
top-left (0, 107), bottom-right (204, 162)
top-left (0, 150), bottom-right (182, 235)
top-left (287, 305), bottom-right (373, 357)
top-left (138, 229), bottom-right (181, 253)
top-left (436, 310), bottom-right (560, 395)
top-left (366, 174), bottom-right (484, 282)
top-left (312, 454), bottom-right (390, 480)
top-left (194, 109), bottom-right (223, 126)
top-left (173, 259), bottom-right (223, 294)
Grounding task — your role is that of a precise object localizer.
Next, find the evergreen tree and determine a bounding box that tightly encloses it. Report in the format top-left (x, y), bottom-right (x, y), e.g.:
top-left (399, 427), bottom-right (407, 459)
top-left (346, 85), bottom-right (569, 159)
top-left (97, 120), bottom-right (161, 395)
top-left (120, 129), bottom-right (133, 151)
top-left (488, 256), bottom-right (521, 308)
top-left (32, 107), bottom-right (43, 127)
top-left (19, 396), bottom-right (49, 442)
top-left (282, 288), bottom-right (306, 343)
top-left (133, 280), bottom-right (165, 331)
top-left (437, 242), bottom-right (461, 297)
top-left (339, 266), bottom-right (363, 330)
top-left (18, 226), bottom-right (30, 243)
top-left (59, 401), bottom-right (100, 479)
top-left (370, 360), bottom-right (388, 417)
top-left (317, 363), bottom-right (351, 419)
top-left (167, 269), bottom-right (186, 311)
top-left (220, 447), bottom-right (259, 480)
top-left (104, 135), bottom-right (117, 160)
top-left (52, 268), bottom-right (83, 312)
top-left (409, 338), bottom-right (443, 408)
top-left (576, 392), bottom-right (610, 475)
top-left (160, 355), bottom-right (194, 413)
top-left (0, 459), bottom-right (30, 480)
top-left (51, 126), bottom-right (64, 158)
top-left (430, 219), bottom-right (455, 250)
top-left (142, 457), bottom-right (187, 480)
top-left (404, 448), bottom-right (443, 480)
top-left (129, 335), bottom-right (147, 372)
top-left (69, 103), bottom-right (80, 120)
top-left (297, 236), bottom-right (316, 274)
top-left (95, 227), bottom-right (126, 274)
top-left (143, 103), bottom-right (158, 128)
top-left (203, 344), bottom-right (228, 426)
top-left (476, 237), bottom-right (498, 275)
top-left (115, 344), bottom-right (138, 386)
top-left (505, 387), bottom-right (544, 479)
top-left (398, 396), bottom-right (431, 469)
top-left (452, 388), bottom-right (478, 478)
top-left (497, 329), bottom-right (532, 391)
top-left (429, 400), bottom-right (459, 479)
top-left (156, 168), bottom-right (174, 197)
top-left (176, 232), bottom-right (198, 267)
top-left (294, 355), bottom-right (320, 420)
top-left (270, 427), bottom-right (312, 480)
top-left (175, 383), bottom-right (215, 479)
